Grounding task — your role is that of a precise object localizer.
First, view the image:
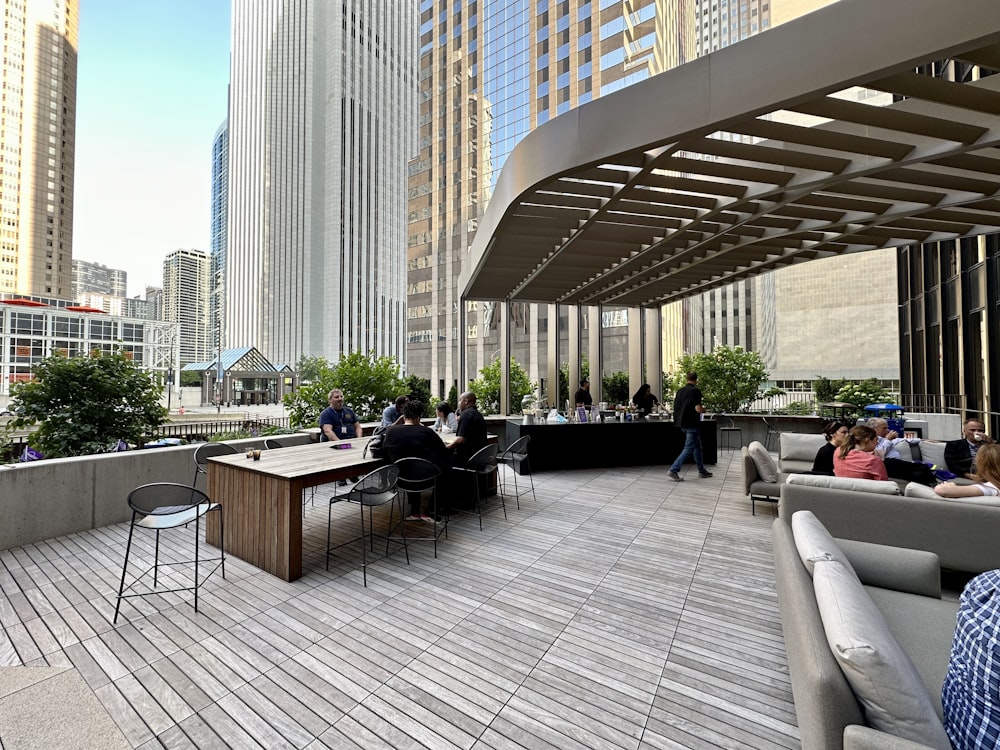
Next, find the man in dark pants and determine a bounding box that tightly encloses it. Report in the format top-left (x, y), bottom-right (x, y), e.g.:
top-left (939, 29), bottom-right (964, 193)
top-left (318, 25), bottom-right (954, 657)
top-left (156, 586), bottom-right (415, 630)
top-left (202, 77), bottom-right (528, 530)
top-left (668, 371), bottom-right (712, 481)
top-left (449, 391), bottom-right (487, 466)
top-left (384, 400), bottom-right (452, 520)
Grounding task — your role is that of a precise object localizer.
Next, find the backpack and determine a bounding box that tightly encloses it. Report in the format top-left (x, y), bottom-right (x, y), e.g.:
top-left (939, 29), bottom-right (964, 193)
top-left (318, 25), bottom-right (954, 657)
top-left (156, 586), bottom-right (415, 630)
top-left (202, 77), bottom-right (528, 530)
top-left (364, 425), bottom-right (387, 459)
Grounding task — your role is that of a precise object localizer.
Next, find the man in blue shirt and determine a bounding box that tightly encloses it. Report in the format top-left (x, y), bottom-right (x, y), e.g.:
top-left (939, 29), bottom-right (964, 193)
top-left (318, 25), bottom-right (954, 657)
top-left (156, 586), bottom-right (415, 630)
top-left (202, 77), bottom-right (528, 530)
top-left (319, 389), bottom-right (362, 442)
top-left (381, 395), bottom-right (409, 428)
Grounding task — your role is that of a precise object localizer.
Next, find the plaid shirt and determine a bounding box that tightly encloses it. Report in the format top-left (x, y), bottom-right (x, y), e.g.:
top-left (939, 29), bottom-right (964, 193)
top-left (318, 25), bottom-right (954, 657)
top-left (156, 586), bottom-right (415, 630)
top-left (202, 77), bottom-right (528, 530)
top-left (943, 568), bottom-right (1000, 749)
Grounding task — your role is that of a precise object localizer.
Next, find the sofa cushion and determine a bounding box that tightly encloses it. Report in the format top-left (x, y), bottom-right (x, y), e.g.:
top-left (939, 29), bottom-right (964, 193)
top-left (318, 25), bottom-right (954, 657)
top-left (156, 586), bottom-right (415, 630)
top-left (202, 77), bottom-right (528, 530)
top-left (943, 569), bottom-right (1000, 749)
top-left (786, 473), bottom-right (901, 495)
top-left (780, 431), bottom-right (826, 462)
top-left (918, 441), bottom-right (947, 470)
top-left (747, 440), bottom-right (779, 483)
top-left (813, 560), bottom-right (952, 749)
top-left (943, 492), bottom-right (1000, 508)
top-left (904, 482), bottom-right (940, 500)
top-left (791, 510), bottom-right (858, 579)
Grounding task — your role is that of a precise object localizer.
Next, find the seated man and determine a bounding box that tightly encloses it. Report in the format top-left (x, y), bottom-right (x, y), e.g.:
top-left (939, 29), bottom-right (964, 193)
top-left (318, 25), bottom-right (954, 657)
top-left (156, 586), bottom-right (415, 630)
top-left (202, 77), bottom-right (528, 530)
top-left (381, 394), bottom-right (409, 428)
top-left (868, 417), bottom-right (936, 485)
top-left (384, 400), bottom-right (452, 519)
top-left (449, 391), bottom-right (487, 466)
top-left (946, 418), bottom-right (994, 480)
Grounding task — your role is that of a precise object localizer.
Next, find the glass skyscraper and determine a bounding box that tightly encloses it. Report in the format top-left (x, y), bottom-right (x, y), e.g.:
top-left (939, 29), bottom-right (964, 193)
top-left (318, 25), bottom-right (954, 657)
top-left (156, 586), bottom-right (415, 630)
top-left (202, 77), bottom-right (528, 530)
top-left (408, 0), bottom-right (694, 402)
top-left (226, 0), bottom-right (417, 367)
top-left (209, 119), bottom-right (227, 360)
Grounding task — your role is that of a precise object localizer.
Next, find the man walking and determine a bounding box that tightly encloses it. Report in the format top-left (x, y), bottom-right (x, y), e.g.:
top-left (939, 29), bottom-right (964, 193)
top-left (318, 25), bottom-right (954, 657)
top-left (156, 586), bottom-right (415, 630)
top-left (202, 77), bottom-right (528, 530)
top-left (668, 371), bottom-right (712, 481)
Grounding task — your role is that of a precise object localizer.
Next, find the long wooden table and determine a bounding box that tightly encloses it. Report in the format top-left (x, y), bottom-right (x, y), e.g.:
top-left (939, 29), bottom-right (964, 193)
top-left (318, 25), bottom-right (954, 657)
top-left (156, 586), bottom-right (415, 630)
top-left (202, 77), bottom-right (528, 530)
top-left (205, 439), bottom-right (381, 581)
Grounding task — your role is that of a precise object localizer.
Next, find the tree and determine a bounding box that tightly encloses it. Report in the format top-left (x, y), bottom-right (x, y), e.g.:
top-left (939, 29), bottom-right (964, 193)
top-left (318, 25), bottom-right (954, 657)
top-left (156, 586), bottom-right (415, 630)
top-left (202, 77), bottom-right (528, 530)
top-left (814, 376), bottom-right (848, 404)
top-left (601, 371), bottom-right (630, 405)
top-left (671, 346), bottom-right (768, 413)
top-left (179, 370), bottom-right (201, 387)
top-left (558, 355), bottom-right (590, 407)
top-left (469, 356), bottom-right (535, 415)
top-left (404, 374), bottom-right (434, 416)
top-left (283, 351), bottom-right (406, 427)
top-left (293, 355), bottom-right (330, 384)
top-left (7, 350), bottom-right (167, 458)
top-left (834, 379), bottom-right (890, 412)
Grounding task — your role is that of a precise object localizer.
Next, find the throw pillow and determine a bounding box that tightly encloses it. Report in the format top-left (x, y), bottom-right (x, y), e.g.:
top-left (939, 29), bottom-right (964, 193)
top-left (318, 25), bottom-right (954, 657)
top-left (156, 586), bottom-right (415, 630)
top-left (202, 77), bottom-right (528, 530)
top-left (813, 560), bottom-right (952, 749)
top-left (903, 482), bottom-right (940, 500)
top-left (918, 441), bottom-right (947, 471)
top-left (791, 510), bottom-right (858, 579)
top-left (943, 569), bottom-right (1000, 750)
top-left (747, 440), bottom-right (779, 483)
top-left (786, 473), bottom-right (900, 495)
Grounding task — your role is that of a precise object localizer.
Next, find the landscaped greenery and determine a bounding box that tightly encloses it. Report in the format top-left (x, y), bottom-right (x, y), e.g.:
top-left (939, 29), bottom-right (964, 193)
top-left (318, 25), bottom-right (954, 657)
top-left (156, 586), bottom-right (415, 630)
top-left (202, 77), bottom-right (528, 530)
top-left (6, 350), bottom-right (167, 458)
top-left (469, 356), bottom-right (535, 415)
top-left (671, 346), bottom-right (769, 414)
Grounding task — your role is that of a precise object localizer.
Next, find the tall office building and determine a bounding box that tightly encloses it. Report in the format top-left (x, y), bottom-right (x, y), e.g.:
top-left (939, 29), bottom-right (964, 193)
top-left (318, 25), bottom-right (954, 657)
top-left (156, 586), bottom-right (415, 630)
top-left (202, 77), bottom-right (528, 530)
top-left (209, 119), bottom-right (227, 359)
top-left (407, 0), bottom-right (695, 400)
top-left (71, 259), bottom-right (126, 299)
top-left (161, 249), bottom-right (210, 365)
top-left (0, 0), bottom-right (77, 298)
top-left (225, 1), bottom-right (417, 367)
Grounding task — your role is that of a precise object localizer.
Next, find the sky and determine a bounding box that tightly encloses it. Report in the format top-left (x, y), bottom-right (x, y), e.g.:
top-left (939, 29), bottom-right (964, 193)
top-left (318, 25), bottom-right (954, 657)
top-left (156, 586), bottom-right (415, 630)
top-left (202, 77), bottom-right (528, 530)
top-left (72, 1), bottom-right (231, 297)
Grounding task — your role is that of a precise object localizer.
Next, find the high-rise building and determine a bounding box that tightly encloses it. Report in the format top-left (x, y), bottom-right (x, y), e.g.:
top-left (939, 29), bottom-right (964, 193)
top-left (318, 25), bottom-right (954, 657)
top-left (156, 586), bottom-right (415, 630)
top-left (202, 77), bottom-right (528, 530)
top-left (209, 119), bottom-right (227, 358)
top-left (225, 1), bottom-right (417, 367)
top-left (407, 0), bottom-right (695, 401)
top-left (0, 0), bottom-right (77, 298)
top-left (161, 249), bottom-right (210, 365)
top-left (71, 259), bottom-right (126, 299)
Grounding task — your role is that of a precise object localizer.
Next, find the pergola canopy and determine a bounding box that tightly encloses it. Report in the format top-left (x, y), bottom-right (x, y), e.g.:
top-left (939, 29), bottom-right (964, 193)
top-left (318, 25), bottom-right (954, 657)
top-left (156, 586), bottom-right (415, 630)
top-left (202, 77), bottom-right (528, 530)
top-left (460, 0), bottom-right (1000, 308)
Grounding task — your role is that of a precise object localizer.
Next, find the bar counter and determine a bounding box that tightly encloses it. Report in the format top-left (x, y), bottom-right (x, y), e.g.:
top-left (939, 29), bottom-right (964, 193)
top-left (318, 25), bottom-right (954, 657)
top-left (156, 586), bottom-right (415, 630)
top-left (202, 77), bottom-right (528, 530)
top-left (504, 418), bottom-right (717, 473)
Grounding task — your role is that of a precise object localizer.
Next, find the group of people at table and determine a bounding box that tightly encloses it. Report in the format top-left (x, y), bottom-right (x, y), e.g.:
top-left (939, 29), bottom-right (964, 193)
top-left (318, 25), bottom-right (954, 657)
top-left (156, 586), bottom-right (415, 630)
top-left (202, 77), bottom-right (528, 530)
top-left (811, 416), bottom-right (999, 498)
top-left (317, 388), bottom-right (487, 520)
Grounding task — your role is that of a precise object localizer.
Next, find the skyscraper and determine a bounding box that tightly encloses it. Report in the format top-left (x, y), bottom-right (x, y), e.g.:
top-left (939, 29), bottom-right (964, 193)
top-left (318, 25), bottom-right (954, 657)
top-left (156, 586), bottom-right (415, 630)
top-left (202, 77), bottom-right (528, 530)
top-left (0, 0), bottom-right (77, 298)
top-left (71, 259), bottom-right (126, 299)
top-left (162, 248), bottom-right (210, 365)
top-left (209, 119), bottom-right (227, 359)
top-left (225, 1), bottom-right (417, 367)
top-left (407, 0), bottom-right (695, 400)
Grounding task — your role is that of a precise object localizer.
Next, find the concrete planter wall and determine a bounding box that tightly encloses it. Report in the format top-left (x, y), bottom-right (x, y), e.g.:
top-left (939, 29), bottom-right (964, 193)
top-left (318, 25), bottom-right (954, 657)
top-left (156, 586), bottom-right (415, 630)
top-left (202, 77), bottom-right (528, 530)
top-left (0, 433), bottom-right (313, 552)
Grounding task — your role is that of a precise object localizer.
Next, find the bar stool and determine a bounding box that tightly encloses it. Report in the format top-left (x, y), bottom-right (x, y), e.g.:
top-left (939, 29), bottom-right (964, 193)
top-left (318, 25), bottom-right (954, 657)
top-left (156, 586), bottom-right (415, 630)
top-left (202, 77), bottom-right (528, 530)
top-left (717, 415), bottom-right (743, 452)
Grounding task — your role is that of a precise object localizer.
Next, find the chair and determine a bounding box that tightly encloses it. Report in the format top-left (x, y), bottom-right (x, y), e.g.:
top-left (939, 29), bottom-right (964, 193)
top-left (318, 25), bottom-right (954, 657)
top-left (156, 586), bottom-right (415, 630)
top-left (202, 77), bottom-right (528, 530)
top-left (192, 443), bottom-right (239, 489)
top-left (452, 444), bottom-right (503, 530)
top-left (498, 435), bottom-right (535, 509)
top-left (717, 415), bottom-right (743, 452)
top-left (114, 482), bottom-right (225, 623)
top-left (741, 446), bottom-right (780, 516)
top-left (391, 458), bottom-right (446, 557)
top-left (326, 464), bottom-right (405, 586)
top-left (763, 417), bottom-right (782, 451)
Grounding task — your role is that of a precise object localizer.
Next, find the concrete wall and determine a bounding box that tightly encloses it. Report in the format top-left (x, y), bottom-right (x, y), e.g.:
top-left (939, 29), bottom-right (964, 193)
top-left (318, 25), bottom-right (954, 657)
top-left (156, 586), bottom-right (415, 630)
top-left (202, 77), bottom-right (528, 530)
top-left (0, 433), bottom-right (313, 552)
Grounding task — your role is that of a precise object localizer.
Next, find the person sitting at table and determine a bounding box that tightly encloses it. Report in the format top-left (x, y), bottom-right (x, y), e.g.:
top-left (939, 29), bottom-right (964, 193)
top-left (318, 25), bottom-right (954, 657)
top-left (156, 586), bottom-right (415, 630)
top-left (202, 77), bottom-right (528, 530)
top-left (945, 417), bottom-right (994, 480)
top-left (319, 389), bottom-right (362, 442)
top-left (833, 425), bottom-right (889, 481)
top-left (381, 394), bottom-right (409, 428)
top-left (384, 400), bottom-right (453, 520)
top-left (449, 391), bottom-right (487, 466)
top-left (432, 401), bottom-right (457, 433)
top-left (935, 443), bottom-right (1000, 499)
top-left (631, 383), bottom-right (659, 417)
top-left (811, 420), bottom-right (849, 475)
top-left (868, 417), bottom-right (937, 485)
top-left (573, 378), bottom-right (593, 407)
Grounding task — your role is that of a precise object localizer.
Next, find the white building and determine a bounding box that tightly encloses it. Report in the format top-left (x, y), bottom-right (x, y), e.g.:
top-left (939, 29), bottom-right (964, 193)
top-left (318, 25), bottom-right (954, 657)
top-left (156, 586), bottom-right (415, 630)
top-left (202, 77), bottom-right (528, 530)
top-left (225, 0), bottom-right (417, 367)
top-left (161, 249), bottom-right (210, 365)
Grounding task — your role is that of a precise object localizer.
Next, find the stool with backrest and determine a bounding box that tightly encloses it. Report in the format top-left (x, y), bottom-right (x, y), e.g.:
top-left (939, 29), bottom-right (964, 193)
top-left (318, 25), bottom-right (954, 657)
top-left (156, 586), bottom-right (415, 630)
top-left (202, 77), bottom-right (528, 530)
top-left (114, 482), bottom-right (225, 623)
top-left (717, 415), bottom-right (743, 452)
top-left (326, 464), bottom-right (405, 586)
top-left (452, 443), bottom-right (503, 530)
top-left (192, 442), bottom-right (239, 489)
top-left (498, 435), bottom-right (535, 509)
top-left (391, 457), bottom-right (447, 557)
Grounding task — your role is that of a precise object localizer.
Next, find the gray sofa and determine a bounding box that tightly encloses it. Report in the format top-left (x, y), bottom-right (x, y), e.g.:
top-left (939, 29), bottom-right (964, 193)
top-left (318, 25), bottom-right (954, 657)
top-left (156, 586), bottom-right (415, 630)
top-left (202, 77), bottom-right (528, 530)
top-left (780, 481), bottom-right (1000, 573)
top-left (779, 432), bottom-right (952, 475)
top-left (773, 515), bottom-right (958, 750)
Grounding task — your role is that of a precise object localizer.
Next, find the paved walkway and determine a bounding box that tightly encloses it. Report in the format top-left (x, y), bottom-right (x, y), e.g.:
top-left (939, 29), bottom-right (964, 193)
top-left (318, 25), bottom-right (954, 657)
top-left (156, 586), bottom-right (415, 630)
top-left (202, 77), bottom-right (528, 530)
top-left (0, 452), bottom-right (797, 749)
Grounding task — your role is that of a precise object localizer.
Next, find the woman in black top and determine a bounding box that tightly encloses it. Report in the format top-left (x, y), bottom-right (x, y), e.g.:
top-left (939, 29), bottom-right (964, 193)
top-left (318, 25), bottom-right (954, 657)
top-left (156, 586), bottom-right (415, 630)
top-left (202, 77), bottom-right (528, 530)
top-left (812, 420), bottom-right (850, 474)
top-left (632, 383), bottom-right (659, 416)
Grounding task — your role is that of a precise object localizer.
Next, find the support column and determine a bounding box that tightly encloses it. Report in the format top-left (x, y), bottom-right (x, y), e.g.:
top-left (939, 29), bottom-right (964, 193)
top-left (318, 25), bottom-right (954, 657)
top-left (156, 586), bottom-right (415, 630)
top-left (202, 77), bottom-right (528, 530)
top-left (628, 306), bottom-right (642, 401)
top-left (568, 306), bottom-right (581, 410)
top-left (588, 305), bottom-right (602, 403)
top-left (459, 300), bottom-right (467, 391)
top-left (644, 306), bottom-right (664, 402)
top-left (500, 300), bottom-right (510, 415)
top-left (546, 303), bottom-right (559, 409)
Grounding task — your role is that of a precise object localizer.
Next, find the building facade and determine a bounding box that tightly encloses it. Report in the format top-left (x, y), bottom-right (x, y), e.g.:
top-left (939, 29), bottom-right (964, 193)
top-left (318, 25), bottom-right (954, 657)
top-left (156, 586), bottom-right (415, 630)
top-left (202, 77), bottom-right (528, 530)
top-left (71, 259), bottom-right (126, 299)
top-left (407, 0), bottom-right (695, 402)
top-left (225, 0), bottom-right (417, 367)
top-left (161, 248), bottom-right (210, 365)
top-left (209, 119), bottom-right (227, 361)
top-left (0, 0), bottom-right (77, 298)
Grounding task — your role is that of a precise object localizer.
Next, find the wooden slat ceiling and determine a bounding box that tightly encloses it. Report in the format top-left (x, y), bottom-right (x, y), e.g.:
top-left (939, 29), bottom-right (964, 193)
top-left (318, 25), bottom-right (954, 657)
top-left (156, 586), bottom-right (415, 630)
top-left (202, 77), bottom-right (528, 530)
top-left (460, 0), bottom-right (1000, 308)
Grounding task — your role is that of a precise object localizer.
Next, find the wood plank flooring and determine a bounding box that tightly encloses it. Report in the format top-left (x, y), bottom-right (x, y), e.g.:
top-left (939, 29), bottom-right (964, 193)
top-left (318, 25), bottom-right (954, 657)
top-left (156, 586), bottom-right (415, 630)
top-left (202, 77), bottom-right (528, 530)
top-left (0, 452), bottom-right (799, 749)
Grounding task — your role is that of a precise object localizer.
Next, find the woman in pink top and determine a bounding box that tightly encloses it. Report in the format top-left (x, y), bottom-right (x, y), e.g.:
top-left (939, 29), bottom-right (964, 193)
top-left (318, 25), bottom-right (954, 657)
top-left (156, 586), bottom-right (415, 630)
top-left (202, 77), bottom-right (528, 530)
top-left (833, 425), bottom-right (889, 481)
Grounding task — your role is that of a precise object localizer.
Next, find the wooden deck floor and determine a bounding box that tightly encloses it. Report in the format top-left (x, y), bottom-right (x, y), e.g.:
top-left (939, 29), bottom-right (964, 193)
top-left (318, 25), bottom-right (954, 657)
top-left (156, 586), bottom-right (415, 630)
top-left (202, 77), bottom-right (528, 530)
top-left (0, 452), bottom-right (799, 749)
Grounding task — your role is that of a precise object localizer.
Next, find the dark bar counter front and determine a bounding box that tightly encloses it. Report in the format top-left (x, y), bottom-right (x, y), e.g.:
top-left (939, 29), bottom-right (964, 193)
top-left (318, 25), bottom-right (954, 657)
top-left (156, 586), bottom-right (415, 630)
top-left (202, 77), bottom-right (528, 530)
top-left (505, 418), bottom-right (717, 473)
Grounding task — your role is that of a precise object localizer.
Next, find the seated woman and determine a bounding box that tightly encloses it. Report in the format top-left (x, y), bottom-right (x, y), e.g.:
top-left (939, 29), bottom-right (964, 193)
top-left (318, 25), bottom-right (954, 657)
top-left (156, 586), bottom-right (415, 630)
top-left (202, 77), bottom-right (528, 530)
top-left (833, 425), bottom-right (889, 481)
top-left (935, 443), bottom-right (1000, 498)
top-left (811, 420), bottom-right (850, 475)
top-left (631, 383), bottom-right (659, 416)
top-left (432, 400), bottom-right (457, 433)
